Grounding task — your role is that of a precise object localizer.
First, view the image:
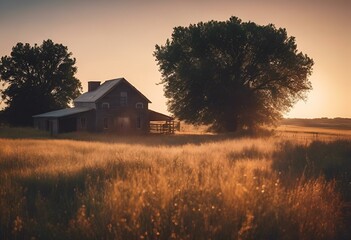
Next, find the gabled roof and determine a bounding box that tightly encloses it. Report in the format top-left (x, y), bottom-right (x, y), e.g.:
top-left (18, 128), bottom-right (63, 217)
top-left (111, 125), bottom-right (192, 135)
top-left (33, 107), bottom-right (93, 118)
top-left (74, 78), bottom-right (151, 103)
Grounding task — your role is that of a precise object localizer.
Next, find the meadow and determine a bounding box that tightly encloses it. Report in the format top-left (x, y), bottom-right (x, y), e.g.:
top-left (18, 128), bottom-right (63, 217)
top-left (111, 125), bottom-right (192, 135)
top-left (0, 123), bottom-right (350, 239)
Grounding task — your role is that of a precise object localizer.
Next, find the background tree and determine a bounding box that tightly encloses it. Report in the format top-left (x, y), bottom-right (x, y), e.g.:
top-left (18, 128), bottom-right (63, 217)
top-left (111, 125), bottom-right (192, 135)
top-left (0, 39), bottom-right (82, 126)
top-left (154, 17), bottom-right (314, 132)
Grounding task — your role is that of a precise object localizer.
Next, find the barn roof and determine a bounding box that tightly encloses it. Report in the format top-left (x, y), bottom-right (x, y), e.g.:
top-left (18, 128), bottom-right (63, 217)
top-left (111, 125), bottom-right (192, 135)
top-left (148, 109), bottom-right (174, 121)
top-left (33, 107), bottom-right (93, 118)
top-left (74, 78), bottom-right (151, 103)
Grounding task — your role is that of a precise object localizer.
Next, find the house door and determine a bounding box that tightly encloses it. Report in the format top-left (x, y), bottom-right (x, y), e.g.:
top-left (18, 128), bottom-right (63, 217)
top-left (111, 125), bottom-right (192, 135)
top-left (115, 117), bottom-right (130, 133)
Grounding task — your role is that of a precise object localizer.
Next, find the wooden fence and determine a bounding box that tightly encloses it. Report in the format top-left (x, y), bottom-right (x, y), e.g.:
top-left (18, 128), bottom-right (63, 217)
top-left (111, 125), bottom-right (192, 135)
top-left (149, 121), bottom-right (179, 134)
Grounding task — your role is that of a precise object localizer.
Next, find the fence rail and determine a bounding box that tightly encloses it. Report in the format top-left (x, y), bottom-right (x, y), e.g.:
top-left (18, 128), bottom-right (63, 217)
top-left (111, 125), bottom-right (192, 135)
top-left (149, 121), bottom-right (179, 134)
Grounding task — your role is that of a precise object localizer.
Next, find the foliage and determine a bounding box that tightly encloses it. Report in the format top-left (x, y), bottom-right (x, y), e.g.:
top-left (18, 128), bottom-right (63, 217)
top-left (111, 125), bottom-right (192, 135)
top-left (0, 135), bottom-right (347, 239)
top-left (154, 17), bottom-right (313, 132)
top-left (0, 39), bottom-right (82, 126)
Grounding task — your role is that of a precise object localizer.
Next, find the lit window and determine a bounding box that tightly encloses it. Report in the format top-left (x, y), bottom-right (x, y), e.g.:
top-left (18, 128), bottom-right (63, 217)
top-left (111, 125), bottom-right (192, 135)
top-left (102, 102), bottom-right (110, 109)
top-left (136, 102), bottom-right (143, 109)
top-left (120, 92), bottom-right (127, 106)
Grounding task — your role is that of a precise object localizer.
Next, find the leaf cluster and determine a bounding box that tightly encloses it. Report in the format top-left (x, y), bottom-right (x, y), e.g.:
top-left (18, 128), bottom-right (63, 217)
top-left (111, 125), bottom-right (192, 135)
top-left (0, 39), bottom-right (82, 125)
top-left (154, 17), bottom-right (313, 132)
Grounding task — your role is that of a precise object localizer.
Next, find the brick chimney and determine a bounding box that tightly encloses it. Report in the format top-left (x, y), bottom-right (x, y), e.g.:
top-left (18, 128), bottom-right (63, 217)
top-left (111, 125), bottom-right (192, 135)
top-left (88, 81), bottom-right (101, 92)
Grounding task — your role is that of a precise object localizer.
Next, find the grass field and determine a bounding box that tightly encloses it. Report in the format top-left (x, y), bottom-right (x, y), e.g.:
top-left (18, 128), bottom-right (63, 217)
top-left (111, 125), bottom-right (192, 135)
top-left (277, 118), bottom-right (351, 140)
top-left (0, 122), bottom-right (350, 239)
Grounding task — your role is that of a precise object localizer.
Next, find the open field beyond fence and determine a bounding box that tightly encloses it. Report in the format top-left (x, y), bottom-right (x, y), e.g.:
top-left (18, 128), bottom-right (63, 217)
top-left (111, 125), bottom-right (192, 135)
top-left (0, 123), bottom-right (350, 239)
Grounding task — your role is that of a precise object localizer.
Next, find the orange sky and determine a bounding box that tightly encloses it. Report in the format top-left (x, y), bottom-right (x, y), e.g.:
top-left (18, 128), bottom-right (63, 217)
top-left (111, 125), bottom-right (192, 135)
top-left (0, 0), bottom-right (350, 118)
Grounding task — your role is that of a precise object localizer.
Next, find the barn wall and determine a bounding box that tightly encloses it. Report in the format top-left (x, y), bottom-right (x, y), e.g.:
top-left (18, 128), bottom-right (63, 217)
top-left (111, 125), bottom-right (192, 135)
top-left (95, 81), bottom-right (149, 133)
top-left (96, 81), bottom-right (149, 110)
top-left (33, 117), bottom-right (58, 134)
top-left (94, 108), bottom-right (148, 133)
top-left (76, 110), bottom-right (96, 132)
top-left (52, 119), bottom-right (59, 134)
top-left (34, 118), bottom-right (44, 131)
top-left (33, 110), bottom-right (96, 134)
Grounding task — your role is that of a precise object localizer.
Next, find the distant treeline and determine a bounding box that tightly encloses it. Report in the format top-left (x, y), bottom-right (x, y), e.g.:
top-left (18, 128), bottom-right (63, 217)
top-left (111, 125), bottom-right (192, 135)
top-left (281, 118), bottom-right (351, 130)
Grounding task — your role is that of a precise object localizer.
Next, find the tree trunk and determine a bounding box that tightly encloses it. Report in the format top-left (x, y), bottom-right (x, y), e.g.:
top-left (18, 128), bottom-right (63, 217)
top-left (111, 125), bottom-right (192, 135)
top-left (224, 116), bottom-right (238, 132)
top-left (216, 114), bottom-right (238, 132)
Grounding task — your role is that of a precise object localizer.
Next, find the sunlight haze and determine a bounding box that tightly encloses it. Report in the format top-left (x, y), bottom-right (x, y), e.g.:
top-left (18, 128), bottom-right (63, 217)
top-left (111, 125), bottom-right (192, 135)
top-left (0, 0), bottom-right (350, 118)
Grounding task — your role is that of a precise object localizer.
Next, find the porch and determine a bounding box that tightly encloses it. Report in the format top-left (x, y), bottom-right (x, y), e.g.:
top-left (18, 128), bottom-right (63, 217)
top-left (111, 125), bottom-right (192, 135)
top-left (148, 110), bottom-right (179, 134)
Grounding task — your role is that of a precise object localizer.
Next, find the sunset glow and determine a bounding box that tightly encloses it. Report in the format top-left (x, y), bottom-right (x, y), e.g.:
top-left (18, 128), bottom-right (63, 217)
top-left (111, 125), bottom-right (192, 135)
top-left (0, 0), bottom-right (350, 118)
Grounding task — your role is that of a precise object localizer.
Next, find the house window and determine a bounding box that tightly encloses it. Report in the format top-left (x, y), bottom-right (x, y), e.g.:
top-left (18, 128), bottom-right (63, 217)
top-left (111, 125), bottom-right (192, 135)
top-left (136, 102), bottom-right (143, 109)
top-left (103, 117), bottom-right (108, 129)
top-left (80, 117), bottom-right (86, 128)
top-left (120, 92), bottom-right (127, 106)
top-left (102, 102), bottom-right (110, 109)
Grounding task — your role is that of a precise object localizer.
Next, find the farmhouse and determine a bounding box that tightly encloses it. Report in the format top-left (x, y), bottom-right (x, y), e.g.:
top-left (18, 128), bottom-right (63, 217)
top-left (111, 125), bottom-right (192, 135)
top-left (33, 78), bottom-right (175, 134)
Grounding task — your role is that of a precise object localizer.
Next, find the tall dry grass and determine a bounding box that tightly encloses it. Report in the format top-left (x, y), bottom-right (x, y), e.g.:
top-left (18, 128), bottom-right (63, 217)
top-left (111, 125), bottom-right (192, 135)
top-left (0, 133), bottom-right (349, 239)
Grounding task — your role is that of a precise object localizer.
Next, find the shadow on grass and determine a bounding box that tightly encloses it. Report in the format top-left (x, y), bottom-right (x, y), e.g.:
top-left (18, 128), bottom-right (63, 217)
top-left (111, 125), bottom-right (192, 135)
top-left (0, 159), bottom-right (154, 239)
top-left (0, 127), bottom-right (51, 139)
top-left (272, 140), bottom-right (351, 240)
top-left (0, 127), bottom-right (274, 146)
top-left (55, 128), bottom-right (274, 146)
top-left (272, 140), bottom-right (351, 184)
top-left (272, 139), bottom-right (351, 200)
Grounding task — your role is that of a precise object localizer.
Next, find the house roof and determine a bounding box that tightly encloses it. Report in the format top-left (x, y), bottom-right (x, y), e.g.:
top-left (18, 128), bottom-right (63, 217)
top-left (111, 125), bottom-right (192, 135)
top-left (148, 109), bottom-right (174, 121)
top-left (33, 107), bottom-right (93, 118)
top-left (74, 78), bottom-right (152, 103)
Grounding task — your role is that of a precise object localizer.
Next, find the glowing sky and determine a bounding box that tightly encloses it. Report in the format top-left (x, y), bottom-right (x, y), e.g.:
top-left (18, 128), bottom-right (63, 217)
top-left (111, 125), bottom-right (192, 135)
top-left (0, 0), bottom-right (350, 118)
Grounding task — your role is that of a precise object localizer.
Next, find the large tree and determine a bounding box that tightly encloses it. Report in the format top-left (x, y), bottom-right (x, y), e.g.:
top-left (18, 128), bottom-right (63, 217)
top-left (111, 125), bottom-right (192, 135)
top-left (154, 17), bottom-right (314, 132)
top-left (0, 39), bottom-right (82, 125)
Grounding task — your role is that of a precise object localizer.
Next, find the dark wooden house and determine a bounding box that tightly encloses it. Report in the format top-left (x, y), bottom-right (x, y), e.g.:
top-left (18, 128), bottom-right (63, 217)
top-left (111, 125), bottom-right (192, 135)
top-left (33, 78), bottom-right (174, 134)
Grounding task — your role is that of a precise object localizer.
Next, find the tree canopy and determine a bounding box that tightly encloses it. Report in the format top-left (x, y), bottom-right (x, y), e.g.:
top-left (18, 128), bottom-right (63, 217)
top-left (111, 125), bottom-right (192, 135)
top-left (154, 17), bottom-right (314, 132)
top-left (0, 39), bottom-right (82, 125)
